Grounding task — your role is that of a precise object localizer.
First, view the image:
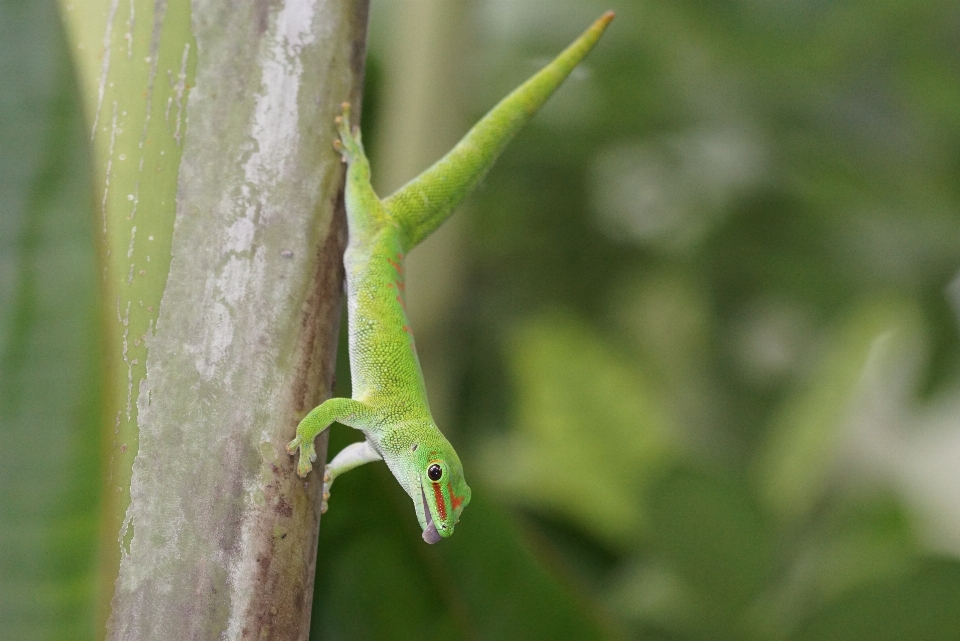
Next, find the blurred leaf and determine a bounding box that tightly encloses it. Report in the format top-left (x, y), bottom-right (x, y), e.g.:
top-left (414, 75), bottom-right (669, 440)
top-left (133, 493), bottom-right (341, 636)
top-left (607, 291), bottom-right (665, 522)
top-left (812, 492), bottom-right (919, 593)
top-left (0, 0), bottom-right (101, 638)
top-left (751, 491), bottom-right (920, 639)
top-left (603, 557), bottom-right (700, 638)
top-left (313, 432), bottom-right (618, 641)
top-left (477, 311), bottom-right (675, 547)
top-left (754, 299), bottom-right (923, 521)
top-left (642, 467), bottom-right (772, 639)
top-left (321, 532), bottom-right (458, 640)
top-left (649, 468), bottom-right (772, 609)
top-left (606, 270), bottom-right (719, 445)
top-left (435, 493), bottom-right (617, 641)
top-left (791, 557), bottom-right (960, 641)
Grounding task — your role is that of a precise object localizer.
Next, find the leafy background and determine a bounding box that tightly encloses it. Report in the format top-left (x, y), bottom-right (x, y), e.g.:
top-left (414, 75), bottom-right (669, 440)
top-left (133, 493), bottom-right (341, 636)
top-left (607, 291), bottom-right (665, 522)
top-left (4, 0), bottom-right (960, 639)
top-left (1, 0), bottom-right (101, 638)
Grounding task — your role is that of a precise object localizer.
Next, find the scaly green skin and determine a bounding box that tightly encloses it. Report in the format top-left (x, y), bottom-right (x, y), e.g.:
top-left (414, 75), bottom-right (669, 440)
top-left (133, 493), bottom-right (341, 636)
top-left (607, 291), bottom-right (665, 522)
top-left (287, 12), bottom-right (614, 543)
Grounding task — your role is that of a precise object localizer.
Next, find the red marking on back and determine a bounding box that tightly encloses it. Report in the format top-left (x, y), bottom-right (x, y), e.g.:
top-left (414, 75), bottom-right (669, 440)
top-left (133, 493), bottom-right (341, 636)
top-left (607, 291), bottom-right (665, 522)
top-left (387, 282), bottom-right (394, 289)
top-left (449, 483), bottom-right (464, 510)
top-left (402, 325), bottom-right (410, 333)
top-left (432, 483), bottom-right (447, 520)
top-left (386, 257), bottom-right (403, 275)
top-left (396, 294), bottom-right (406, 311)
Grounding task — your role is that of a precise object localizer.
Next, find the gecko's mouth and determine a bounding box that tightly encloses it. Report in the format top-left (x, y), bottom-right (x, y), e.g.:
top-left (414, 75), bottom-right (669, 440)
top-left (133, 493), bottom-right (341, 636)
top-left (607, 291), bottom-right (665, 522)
top-left (420, 482), bottom-right (441, 544)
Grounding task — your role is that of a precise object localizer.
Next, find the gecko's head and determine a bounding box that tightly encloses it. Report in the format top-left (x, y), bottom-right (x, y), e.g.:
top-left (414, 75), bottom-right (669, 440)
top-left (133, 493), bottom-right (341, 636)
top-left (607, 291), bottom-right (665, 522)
top-left (410, 435), bottom-right (471, 544)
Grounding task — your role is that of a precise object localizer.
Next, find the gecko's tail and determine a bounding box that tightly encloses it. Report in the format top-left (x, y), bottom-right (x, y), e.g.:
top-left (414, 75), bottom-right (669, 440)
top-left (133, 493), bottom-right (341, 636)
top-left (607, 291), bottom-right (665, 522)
top-left (383, 12), bottom-right (615, 251)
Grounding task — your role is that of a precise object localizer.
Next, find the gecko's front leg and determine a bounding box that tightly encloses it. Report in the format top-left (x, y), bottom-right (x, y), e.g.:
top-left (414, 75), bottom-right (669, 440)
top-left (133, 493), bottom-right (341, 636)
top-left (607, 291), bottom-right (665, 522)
top-left (286, 397), bottom-right (373, 477)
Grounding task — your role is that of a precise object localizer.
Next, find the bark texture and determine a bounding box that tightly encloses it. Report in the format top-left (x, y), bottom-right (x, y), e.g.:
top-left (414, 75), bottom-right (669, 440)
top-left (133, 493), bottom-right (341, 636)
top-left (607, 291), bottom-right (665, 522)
top-left (62, 0), bottom-right (369, 638)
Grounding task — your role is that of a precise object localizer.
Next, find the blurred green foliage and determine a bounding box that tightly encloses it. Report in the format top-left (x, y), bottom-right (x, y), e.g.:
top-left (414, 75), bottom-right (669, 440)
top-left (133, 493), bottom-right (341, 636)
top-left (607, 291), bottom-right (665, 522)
top-left (5, 0), bottom-right (960, 639)
top-left (1, 0), bottom-right (101, 638)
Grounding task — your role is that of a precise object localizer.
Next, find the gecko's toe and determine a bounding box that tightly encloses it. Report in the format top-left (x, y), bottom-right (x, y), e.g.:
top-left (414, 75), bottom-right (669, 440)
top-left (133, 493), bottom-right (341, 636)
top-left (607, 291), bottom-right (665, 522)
top-left (296, 447), bottom-right (315, 477)
top-left (320, 501), bottom-right (328, 514)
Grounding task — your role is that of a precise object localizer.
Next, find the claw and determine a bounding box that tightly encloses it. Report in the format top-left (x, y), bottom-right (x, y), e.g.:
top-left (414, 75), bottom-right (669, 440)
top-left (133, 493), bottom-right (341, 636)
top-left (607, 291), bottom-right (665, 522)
top-left (297, 458), bottom-right (313, 477)
top-left (337, 103), bottom-right (352, 131)
top-left (285, 437), bottom-right (299, 456)
top-left (292, 440), bottom-right (316, 477)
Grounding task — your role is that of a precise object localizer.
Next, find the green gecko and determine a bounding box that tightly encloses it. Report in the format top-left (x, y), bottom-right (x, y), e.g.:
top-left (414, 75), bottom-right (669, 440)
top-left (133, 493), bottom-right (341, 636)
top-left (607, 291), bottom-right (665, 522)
top-left (287, 11), bottom-right (614, 544)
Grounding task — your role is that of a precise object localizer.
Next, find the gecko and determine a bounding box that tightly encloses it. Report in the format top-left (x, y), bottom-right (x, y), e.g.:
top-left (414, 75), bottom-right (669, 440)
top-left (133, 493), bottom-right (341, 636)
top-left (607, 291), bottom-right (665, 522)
top-left (287, 11), bottom-right (614, 544)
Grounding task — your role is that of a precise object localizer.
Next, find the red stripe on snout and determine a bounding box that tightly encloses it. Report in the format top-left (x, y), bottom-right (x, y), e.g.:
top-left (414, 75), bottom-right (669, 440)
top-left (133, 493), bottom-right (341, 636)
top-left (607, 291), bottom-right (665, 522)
top-left (432, 483), bottom-right (446, 521)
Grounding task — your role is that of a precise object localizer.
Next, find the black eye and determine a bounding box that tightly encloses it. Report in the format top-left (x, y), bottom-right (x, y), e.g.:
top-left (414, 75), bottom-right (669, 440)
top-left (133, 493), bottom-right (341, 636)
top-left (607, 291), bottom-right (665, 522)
top-left (427, 464), bottom-right (443, 481)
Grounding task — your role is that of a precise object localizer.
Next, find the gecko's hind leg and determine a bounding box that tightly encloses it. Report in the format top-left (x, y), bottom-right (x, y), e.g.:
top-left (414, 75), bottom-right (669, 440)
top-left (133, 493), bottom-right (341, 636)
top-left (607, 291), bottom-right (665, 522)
top-left (333, 101), bottom-right (387, 232)
top-left (320, 440), bottom-right (383, 513)
top-left (334, 102), bottom-right (365, 163)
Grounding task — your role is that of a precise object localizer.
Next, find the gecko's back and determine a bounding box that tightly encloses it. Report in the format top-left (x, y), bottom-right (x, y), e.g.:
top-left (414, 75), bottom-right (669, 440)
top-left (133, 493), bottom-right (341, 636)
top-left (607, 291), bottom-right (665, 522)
top-left (344, 226), bottom-right (429, 419)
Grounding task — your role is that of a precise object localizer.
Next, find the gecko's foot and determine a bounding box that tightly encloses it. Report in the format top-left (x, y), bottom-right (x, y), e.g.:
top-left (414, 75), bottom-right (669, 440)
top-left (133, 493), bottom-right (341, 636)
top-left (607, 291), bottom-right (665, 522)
top-left (285, 434), bottom-right (317, 478)
top-left (320, 471), bottom-right (334, 513)
top-left (334, 102), bottom-right (364, 162)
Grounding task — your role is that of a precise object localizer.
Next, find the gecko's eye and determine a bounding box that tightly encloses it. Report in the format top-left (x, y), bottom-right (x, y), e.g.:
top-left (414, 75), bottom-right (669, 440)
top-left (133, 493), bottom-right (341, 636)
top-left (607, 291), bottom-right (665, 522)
top-left (427, 463), bottom-right (443, 481)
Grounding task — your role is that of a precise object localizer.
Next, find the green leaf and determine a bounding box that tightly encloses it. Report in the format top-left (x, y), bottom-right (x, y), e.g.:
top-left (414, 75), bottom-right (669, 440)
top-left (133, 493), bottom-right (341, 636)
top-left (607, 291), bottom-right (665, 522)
top-left (792, 558), bottom-right (960, 641)
top-left (0, 1), bottom-right (101, 639)
top-left (650, 468), bottom-right (773, 610)
top-left (641, 467), bottom-right (773, 639)
top-left (747, 491), bottom-right (921, 639)
top-left (477, 311), bottom-right (676, 547)
top-left (313, 445), bottom-right (616, 641)
top-left (754, 298), bottom-right (924, 521)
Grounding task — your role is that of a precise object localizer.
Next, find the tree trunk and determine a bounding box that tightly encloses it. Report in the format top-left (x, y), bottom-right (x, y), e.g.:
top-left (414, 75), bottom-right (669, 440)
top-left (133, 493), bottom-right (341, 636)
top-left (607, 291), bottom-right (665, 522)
top-left (58, 0), bottom-right (369, 638)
